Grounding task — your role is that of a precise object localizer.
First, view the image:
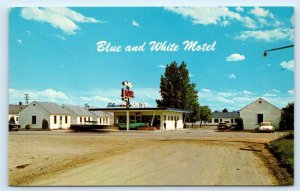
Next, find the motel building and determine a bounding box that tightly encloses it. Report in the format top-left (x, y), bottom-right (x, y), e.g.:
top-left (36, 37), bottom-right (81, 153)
top-left (89, 107), bottom-right (192, 131)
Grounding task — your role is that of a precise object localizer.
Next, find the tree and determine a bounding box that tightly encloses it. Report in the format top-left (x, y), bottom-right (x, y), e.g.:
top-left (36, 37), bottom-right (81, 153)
top-left (197, 105), bottom-right (212, 127)
top-left (222, 108), bottom-right (228, 112)
top-left (280, 102), bottom-right (294, 130)
top-left (156, 61), bottom-right (199, 113)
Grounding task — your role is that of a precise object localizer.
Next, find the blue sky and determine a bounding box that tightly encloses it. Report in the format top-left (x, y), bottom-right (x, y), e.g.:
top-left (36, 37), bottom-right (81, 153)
top-left (9, 7), bottom-right (294, 111)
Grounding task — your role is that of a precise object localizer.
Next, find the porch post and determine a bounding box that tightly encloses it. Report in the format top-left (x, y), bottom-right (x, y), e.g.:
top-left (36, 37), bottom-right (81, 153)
top-left (126, 110), bottom-right (129, 131)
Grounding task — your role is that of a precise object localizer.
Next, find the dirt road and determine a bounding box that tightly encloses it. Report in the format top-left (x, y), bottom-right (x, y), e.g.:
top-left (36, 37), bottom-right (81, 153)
top-left (9, 128), bottom-right (284, 186)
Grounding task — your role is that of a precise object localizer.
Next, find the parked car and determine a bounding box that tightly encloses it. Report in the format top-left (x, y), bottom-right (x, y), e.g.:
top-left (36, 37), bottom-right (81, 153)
top-left (257, 122), bottom-right (274, 133)
top-left (217, 122), bottom-right (231, 130)
top-left (9, 124), bottom-right (20, 131)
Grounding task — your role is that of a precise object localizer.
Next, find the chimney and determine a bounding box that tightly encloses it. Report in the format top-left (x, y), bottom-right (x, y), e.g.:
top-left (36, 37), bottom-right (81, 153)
top-left (84, 103), bottom-right (89, 109)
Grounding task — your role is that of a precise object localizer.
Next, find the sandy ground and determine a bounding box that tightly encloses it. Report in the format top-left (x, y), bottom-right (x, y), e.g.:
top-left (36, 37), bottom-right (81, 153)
top-left (8, 127), bottom-right (286, 186)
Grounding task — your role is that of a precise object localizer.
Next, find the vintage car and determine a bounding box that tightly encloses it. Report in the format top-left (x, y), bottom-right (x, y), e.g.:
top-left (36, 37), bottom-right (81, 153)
top-left (257, 122), bottom-right (274, 133)
top-left (9, 124), bottom-right (20, 131)
top-left (217, 122), bottom-right (231, 130)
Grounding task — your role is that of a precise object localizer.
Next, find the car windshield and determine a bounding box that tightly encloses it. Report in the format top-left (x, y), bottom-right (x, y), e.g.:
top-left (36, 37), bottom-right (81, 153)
top-left (261, 122), bottom-right (271, 126)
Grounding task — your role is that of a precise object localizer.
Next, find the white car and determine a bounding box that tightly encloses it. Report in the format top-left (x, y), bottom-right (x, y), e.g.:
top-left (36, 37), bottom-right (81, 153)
top-left (257, 122), bottom-right (274, 133)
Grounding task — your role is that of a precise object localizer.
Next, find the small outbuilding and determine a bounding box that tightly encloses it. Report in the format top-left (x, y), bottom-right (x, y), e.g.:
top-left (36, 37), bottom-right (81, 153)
top-left (239, 98), bottom-right (281, 130)
top-left (9, 102), bottom-right (26, 125)
top-left (62, 104), bottom-right (95, 125)
top-left (19, 101), bottom-right (71, 129)
top-left (205, 111), bottom-right (239, 126)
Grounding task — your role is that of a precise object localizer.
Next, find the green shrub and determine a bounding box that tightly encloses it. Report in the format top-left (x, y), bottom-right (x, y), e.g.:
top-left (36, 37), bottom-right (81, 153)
top-left (25, 124), bottom-right (31, 129)
top-left (42, 119), bottom-right (49, 129)
top-left (269, 135), bottom-right (294, 175)
top-left (234, 118), bottom-right (244, 130)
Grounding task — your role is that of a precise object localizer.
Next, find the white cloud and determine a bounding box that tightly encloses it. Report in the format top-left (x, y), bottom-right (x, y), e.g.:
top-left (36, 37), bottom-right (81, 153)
top-left (9, 87), bottom-right (160, 107)
top-left (53, 34), bottom-right (66, 41)
top-left (243, 90), bottom-right (253, 95)
top-left (198, 89), bottom-right (293, 111)
top-left (202, 88), bottom-right (211, 92)
top-left (46, 34), bottom-right (66, 41)
top-left (132, 20), bottom-right (141, 27)
top-left (288, 89), bottom-right (294, 96)
top-left (9, 88), bottom-right (70, 104)
top-left (280, 60), bottom-right (294, 71)
top-left (25, 30), bottom-right (31, 35)
top-left (20, 7), bottom-right (99, 34)
top-left (249, 7), bottom-right (269, 17)
top-left (158, 65), bottom-right (166, 68)
top-left (91, 96), bottom-right (112, 102)
top-left (235, 7), bottom-right (244, 12)
top-left (272, 89), bottom-right (280, 93)
top-left (165, 7), bottom-right (256, 29)
top-left (236, 28), bottom-right (294, 42)
top-left (189, 74), bottom-right (195, 77)
top-left (218, 92), bottom-right (234, 97)
top-left (242, 16), bottom-right (257, 29)
top-left (226, 53), bottom-right (245, 61)
top-left (16, 39), bottom-right (23, 44)
top-left (263, 93), bottom-right (277, 97)
top-left (228, 73), bottom-right (236, 79)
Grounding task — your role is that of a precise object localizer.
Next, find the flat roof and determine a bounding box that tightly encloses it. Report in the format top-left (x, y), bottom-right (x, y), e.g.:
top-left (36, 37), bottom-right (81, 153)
top-left (89, 107), bottom-right (192, 113)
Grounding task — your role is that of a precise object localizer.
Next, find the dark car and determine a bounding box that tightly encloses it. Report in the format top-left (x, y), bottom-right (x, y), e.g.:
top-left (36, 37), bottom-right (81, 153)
top-left (9, 124), bottom-right (20, 131)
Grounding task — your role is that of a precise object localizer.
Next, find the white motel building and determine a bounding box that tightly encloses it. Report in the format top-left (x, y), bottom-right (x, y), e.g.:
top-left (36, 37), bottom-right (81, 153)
top-left (89, 107), bottom-right (192, 131)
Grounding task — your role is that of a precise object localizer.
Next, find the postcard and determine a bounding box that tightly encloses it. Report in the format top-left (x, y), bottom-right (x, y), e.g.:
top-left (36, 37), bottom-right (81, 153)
top-left (8, 6), bottom-right (294, 186)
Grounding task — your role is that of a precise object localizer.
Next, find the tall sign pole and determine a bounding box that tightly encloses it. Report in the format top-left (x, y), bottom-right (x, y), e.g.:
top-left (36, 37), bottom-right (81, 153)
top-left (121, 81), bottom-right (134, 131)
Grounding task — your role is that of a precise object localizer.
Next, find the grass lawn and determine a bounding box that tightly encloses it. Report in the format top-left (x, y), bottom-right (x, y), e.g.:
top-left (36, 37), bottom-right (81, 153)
top-left (268, 132), bottom-right (294, 176)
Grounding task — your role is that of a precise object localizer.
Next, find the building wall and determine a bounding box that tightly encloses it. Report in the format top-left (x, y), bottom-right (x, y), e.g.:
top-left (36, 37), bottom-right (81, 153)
top-left (49, 115), bottom-right (71, 129)
top-left (75, 116), bottom-right (93, 124)
top-left (240, 99), bottom-right (281, 130)
top-left (160, 111), bottom-right (184, 130)
top-left (113, 110), bottom-right (185, 130)
top-left (19, 104), bottom-right (49, 129)
top-left (97, 117), bottom-right (111, 125)
top-left (205, 117), bottom-right (237, 126)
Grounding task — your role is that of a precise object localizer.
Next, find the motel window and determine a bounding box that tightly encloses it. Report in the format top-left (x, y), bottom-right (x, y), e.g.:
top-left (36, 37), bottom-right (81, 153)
top-left (80, 117), bottom-right (82, 123)
top-left (100, 118), bottom-right (102, 124)
top-left (65, 116), bottom-right (68, 124)
top-left (54, 116), bottom-right (57, 124)
top-left (60, 116), bottom-right (62, 123)
top-left (220, 119), bottom-right (222, 122)
top-left (171, 116), bottom-right (173, 121)
top-left (16, 117), bottom-right (19, 122)
top-left (208, 119), bottom-right (212, 123)
top-left (168, 116), bottom-right (170, 120)
top-left (231, 119), bottom-right (234, 123)
top-left (118, 116), bottom-right (126, 123)
top-left (177, 116), bottom-right (179, 121)
top-left (32, 115), bottom-right (36, 124)
top-left (164, 115), bottom-right (166, 120)
top-left (84, 118), bottom-right (87, 122)
top-left (214, 119), bottom-right (219, 123)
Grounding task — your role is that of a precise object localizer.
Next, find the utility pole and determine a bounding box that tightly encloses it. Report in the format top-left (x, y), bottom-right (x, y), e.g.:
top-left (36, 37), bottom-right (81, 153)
top-left (24, 94), bottom-right (29, 106)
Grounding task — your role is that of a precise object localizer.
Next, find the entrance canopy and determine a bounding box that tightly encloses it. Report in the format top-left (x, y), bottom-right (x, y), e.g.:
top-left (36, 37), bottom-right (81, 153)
top-left (89, 107), bottom-right (192, 113)
top-left (89, 107), bottom-right (192, 130)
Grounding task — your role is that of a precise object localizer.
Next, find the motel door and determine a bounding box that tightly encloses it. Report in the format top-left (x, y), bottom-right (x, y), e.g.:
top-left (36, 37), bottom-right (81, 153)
top-left (257, 114), bottom-right (263, 124)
